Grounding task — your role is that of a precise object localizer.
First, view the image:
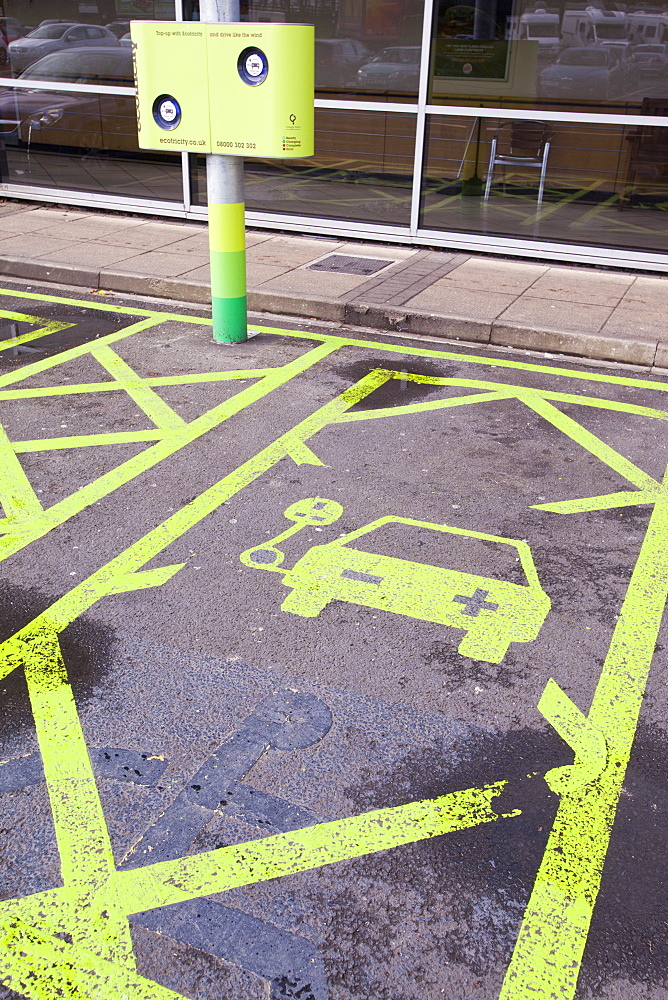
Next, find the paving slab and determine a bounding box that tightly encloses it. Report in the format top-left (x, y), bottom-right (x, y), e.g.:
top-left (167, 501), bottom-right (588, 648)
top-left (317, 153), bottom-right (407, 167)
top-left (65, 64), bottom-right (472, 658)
top-left (245, 232), bottom-right (275, 248)
top-left (247, 261), bottom-right (294, 284)
top-left (620, 275), bottom-right (668, 310)
top-left (335, 242), bottom-right (417, 261)
top-left (441, 257), bottom-right (549, 294)
top-left (103, 250), bottom-right (210, 278)
top-left (180, 262), bottom-right (211, 282)
top-left (246, 237), bottom-right (345, 267)
top-left (521, 267), bottom-right (636, 307)
top-left (157, 234), bottom-right (212, 255)
top-left (405, 282), bottom-right (517, 322)
top-left (42, 216), bottom-right (150, 240)
top-left (0, 208), bottom-right (89, 233)
top-left (599, 305), bottom-right (668, 341)
top-left (0, 234), bottom-right (82, 257)
top-left (496, 295), bottom-right (613, 334)
top-left (31, 242), bottom-right (147, 268)
top-left (96, 222), bottom-right (206, 250)
top-left (257, 268), bottom-right (374, 296)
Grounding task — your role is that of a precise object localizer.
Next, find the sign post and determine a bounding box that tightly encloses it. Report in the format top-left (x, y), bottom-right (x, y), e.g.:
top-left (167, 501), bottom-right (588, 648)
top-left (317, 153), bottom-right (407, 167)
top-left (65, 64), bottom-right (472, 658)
top-left (201, 0), bottom-right (246, 344)
top-left (131, 13), bottom-right (314, 345)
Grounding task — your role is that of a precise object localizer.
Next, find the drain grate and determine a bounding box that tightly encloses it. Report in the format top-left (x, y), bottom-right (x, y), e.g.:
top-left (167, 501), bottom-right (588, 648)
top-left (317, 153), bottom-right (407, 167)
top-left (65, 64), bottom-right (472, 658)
top-left (307, 254), bottom-right (394, 276)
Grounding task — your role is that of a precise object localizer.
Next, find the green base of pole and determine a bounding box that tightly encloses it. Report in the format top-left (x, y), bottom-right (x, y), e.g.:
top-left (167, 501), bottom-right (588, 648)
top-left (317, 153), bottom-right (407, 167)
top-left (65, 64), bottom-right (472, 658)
top-left (211, 294), bottom-right (248, 343)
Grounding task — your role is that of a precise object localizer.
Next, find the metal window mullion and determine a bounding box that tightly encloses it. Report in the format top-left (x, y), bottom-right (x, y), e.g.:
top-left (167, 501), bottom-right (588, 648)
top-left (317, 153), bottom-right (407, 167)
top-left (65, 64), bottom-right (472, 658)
top-left (0, 182), bottom-right (188, 216)
top-left (409, 0), bottom-right (436, 236)
top-left (315, 99), bottom-right (668, 129)
top-left (315, 98), bottom-right (418, 113)
top-left (174, 0), bottom-right (185, 20)
top-left (181, 151), bottom-right (192, 211)
top-left (0, 78), bottom-right (134, 95)
top-left (425, 103), bottom-right (668, 128)
top-left (415, 224), bottom-right (668, 269)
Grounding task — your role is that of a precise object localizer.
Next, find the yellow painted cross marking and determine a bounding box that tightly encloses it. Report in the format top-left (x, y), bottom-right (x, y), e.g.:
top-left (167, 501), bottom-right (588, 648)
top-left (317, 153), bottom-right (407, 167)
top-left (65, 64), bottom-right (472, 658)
top-left (0, 328), bottom-right (341, 559)
top-left (90, 344), bottom-right (187, 432)
top-left (0, 309), bottom-right (75, 352)
top-left (0, 421), bottom-right (44, 523)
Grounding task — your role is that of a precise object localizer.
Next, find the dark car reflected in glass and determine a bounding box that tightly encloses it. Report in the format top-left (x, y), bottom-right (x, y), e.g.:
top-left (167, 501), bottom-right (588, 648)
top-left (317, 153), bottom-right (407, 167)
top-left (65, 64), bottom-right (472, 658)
top-left (635, 43), bottom-right (668, 78)
top-left (0, 47), bottom-right (137, 152)
top-left (0, 17), bottom-right (30, 45)
top-left (315, 38), bottom-right (371, 89)
top-left (539, 47), bottom-right (627, 101)
top-left (8, 22), bottom-right (119, 76)
top-left (356, 46), bottom-right (421, 92)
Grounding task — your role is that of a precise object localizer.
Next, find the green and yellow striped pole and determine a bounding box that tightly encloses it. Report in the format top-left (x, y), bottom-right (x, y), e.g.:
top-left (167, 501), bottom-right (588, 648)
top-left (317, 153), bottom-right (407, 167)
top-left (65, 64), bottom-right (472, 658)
top-left (207, 155), bottom-right (247, 344)
top-left (202, 0), bottom-right (247, 345)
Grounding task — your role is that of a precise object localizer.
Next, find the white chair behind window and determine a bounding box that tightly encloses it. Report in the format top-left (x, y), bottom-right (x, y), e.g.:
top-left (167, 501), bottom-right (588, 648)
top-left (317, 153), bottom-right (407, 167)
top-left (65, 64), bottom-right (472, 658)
top-left (484, 121), bottom-right (554, 206)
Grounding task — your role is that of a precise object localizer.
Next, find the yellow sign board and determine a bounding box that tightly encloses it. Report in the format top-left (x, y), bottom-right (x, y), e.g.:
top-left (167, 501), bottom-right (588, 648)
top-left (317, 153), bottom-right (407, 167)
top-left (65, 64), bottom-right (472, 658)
top-left (130, 21), bottom-right (314, 157)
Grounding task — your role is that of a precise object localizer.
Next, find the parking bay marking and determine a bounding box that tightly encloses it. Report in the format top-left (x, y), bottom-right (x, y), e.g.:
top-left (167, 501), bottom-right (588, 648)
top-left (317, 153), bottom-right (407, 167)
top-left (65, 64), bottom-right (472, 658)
top-left (2, 290), bottom-right (668, 996)
top-left (1, 287), bottom-right (667, 567)
top-left (242, 508), bottom-right (550, 662)
top-left (2, 461), bottom-right (665, 1000)
top-left (0, 337), bottom-right (341, 561)
top-left (0, 622), bottom-right (519, 1000)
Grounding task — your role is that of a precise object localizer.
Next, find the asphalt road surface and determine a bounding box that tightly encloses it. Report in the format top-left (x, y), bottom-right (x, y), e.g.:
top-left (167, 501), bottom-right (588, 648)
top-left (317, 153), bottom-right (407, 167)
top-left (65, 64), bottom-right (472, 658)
top-left (0, 279), bottom-right (667, 1000)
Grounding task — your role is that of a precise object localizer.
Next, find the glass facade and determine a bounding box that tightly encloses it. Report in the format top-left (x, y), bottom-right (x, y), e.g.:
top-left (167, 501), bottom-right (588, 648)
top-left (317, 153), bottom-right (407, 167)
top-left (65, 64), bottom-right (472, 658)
top-left (0, 0), bottom-right (182, 200)
top-left (0, 0), bottom-right (666, 267)
top-left (430, 0), bottom-right (668, 110)
top-left (192, 109), bottom-right (416, 226)
top-left (422, 115), bottom-right (668, 254)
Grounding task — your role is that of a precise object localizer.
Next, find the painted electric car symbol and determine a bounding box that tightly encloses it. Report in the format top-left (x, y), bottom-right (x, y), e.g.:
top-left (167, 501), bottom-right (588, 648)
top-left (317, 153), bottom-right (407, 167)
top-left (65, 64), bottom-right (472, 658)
top-left (240, 499), bottom-right (551, 663)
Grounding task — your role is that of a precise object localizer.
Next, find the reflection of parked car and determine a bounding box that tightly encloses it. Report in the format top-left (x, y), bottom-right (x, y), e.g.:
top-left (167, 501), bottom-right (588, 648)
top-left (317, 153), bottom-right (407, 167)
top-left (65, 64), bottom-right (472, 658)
top-left (9, 46), bottom-right (132, 84)
top-left (315, 38), bottom-right (371, 87)
top-left (635, 43), bottom-right (668, 77)
top-left (356, 46), bottom-right (421, 90)
top-left (106, 21), bottom-right (131, 39)
top-left (0, 47), bottom-right (136, 152)
top-left (0, 17), bottom-right (30, 45)
top-left (9, 22), bottom-right (118, 75)
top-left (540, 47), bottom-right (626, 100)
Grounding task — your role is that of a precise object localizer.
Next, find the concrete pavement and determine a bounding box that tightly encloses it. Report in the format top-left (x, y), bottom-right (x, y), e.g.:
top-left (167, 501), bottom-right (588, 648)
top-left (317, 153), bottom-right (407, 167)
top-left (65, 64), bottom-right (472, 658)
top-left (1, 199), bottom-right (668, 369)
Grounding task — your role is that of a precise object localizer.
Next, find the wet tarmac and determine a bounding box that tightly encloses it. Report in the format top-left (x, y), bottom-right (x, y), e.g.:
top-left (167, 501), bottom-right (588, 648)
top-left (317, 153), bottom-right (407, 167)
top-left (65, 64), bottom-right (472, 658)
top-left (0, 279), bottom-right (667, 1000)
